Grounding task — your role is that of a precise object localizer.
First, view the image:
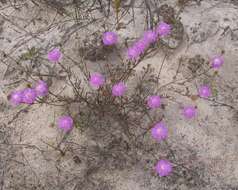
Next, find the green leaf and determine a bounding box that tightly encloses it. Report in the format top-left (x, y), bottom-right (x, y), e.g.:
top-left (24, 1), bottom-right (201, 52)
top-left (74, 121), bottom-right (81, 129)
top-left (212, 87), bottom-right (218, 97)
top-left (114, 0), bottom-right (121, 16)
top-left (20, 47), bottom-right (38, 61)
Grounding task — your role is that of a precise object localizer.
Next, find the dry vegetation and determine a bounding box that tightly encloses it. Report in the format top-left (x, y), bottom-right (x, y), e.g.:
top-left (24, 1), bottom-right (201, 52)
top-left (0, 0), bottom-right (238, 190)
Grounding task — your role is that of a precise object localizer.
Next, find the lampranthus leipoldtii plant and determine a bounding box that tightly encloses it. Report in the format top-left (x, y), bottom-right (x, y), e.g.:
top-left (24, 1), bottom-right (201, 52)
top-left (48, 48), bottom-right (62, 62)
top-left (112, 82), bottom-right (127, 97)
top-left (155, 159), bottom-right (173, 177)
top-left (182, 106), bottom-right (197, 119)
top-left (147, 95), bottom-right (161, 109)
top-left (198, 85), bottom-right (211, 98)
top-left (89, 72), bottom-right (105, 89)
top-left (10, 80), bottom-right (49, 106)
top-left (10, 90), bottom-right (23, 106)
top-left (143, 30), bottom-right (157, 44)
top-left (210, 55), bottom-right (224, 69)
top-left (151, 122), bottom-right (168, 142)
top-left (127, 21), bottom-right (171, 60)
top-left (102, 31), bottom-right (118, 46)
top-left (35, 80), bottom-right (49, 97)
top-left (156, 22), bottom-right (172, 37)
top-left (57, 116), bottom-right (74, 132)
top-left (22, 88), bottom-right (37, 104)
top-left (8, 20), bottom-right (226, 178)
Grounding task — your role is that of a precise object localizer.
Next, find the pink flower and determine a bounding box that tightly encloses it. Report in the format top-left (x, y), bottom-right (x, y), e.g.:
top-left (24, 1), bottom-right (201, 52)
top-left (182, 106), bottom-right (197, 119)
top-left (155, 160), bottom-right (173, 177)
top-left (143, 30), bottom-right (157, 44)
top-left (112, 82), bottom-right (127, 96)
top-left (210, 55), bottom-right (224, 69)
top-left (134, 39), bottom-right (148, 55)
top-left (156, 22), bottom-right (171, 37)
top-left (89, 73), bottom-right (105, 89)
top-left (147, 95), bottom-right (161, 109)
top-left (198, 85), bottom-right (211, 98)
top-left (102, 32), bottom-right (118, 46)
top-left (10, 90), bottom-right (23, 106)
top-left (35, 80), bottom-right (48, 97)
top-left (127, 46), bottom-right (141, 60)
top-left (151, 122), bottom-right (168, 142)
top-left (48, 48), bottom-right (62, 62)
top-left (22, 88), bottom-right (37, 104)
top-left (57, 116), bottom-right (73, 132)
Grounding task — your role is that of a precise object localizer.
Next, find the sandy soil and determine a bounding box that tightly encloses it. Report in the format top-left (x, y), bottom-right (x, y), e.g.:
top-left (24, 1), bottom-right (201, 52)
top-left (0, 0), bottom-right (238, 189)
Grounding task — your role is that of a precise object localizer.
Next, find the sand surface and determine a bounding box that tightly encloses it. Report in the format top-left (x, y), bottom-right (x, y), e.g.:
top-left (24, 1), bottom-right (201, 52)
top-left (0, 0), bottom-right (238, 189)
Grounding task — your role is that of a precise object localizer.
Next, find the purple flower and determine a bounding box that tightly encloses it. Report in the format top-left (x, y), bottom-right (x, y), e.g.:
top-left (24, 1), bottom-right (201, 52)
top-left (35, 80), bottom-right (48, 97)
top-left (10, 90), bottom-right (23, 106)
top-left (57, 116), bottom-right (73, 132)
top-left (89, 73), bottom-right (105, 89)
top-left (182, 106), bottom-right (197, 119)
top-left (47, 48), bottom-right (62, 62)
top-left (155, 159), bottom-right (173, 177)
top-left (210, 55), bottom-right (224, 69)
top-left (112, 82), bottom-right (127, 97)
top-left (22, 88), bottom-right (37, 104)
top-left (127, 46), bottom-right (140, 60)
top-left (151, 122), bottom-right (168, 142)
top-left (134, 39), bottom-right (148, 55)
top-left (143, 30), bottom-right (157, 44)
top-left (156, 22), bottom-right (171, 37)
top-left (102, 32), bottom-right (118, 46)
top-left (147, 95), bottom-right (161, 109)
top-left (198, 85), bottom-right (211, 98)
